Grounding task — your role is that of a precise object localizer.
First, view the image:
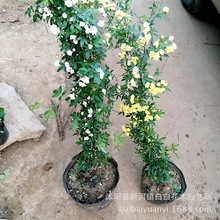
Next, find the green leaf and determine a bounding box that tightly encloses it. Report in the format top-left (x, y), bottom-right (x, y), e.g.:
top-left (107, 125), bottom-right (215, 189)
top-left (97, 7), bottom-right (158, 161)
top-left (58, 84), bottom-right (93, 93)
top-left (2, 168), bottom-right (10, 175)
top-left (114, 132), bottom-right (126, 151)
top-left (44, 106), bottom-right (57, 123)
top-left (30, 102), bottom-right (40, 111)
top-left (70, 120), bottom-right (78, 130)
top-left (0, 107), bottom-right (5, 119)
top-left (53, 86), bottom-right (62, 97)
top-left (0, 173), bottom-right (6, 180)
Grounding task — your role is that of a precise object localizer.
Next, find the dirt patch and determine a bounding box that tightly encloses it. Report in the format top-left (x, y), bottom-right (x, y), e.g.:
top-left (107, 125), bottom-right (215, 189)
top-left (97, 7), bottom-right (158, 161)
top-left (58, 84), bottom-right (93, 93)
top-left (65, 156), bottom-right (118, 204)
top-left (141, 162), bottom-right (186, 204)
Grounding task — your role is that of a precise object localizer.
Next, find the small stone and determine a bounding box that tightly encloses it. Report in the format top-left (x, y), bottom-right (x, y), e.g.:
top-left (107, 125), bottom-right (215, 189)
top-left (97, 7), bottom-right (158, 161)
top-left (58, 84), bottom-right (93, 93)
top-left (43, 162), bottom-right (53, 171)
top-left (0, 83), bottom-right (46, 151)
top-left (8, 15), bottom-right (19, 23)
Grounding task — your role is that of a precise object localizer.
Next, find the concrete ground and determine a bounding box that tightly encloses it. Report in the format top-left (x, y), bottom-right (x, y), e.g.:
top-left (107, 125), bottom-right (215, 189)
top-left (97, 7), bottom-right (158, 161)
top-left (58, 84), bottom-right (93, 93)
top-left (0, 0), bottom-right (220, 219)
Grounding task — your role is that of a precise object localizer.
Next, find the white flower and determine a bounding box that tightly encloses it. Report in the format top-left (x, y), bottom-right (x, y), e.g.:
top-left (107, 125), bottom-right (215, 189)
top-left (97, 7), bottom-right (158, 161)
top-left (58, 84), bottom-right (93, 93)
top-left (97, 68), bottom-right (104, 79)
top-left (80, 21), bottom-right (85, 27)
top-left (50, 24), bottom-right (60, 35)
top-left (98, 8), bottom-right (107, 17)
top-left (88, 44), bottom-right (93, 49)
top-left (83, 101), bottom-right (87, 106)
top-left (79, 82), bottom-right (86, 87)
top-left (87, 96), bottom-right (90, 100)
top-left (163, 6), bottom-right (169, 13)
top-left (47, 10), bottom-right (52, 16)
top-left (54, 60), bottom-right (60, 68)
top-left (132, 66), bottom-right (139, 73)
top-left (85, 129), bottom-right (90, 134)
top-left (72, 0), bottom-right (78, 4)
top-left (88, 108), bottom-right (93, 114)
top-left (38, 8), bottom-right (43, 13)
top-left (88, 114), bottom-right (92, 118)
top-left (90, 26), bottom-right (98, 35)
top-left (65, 62), bottom-right (70, 68)
top-left (42, 13), bottom-right (47, 20)
top-left (98, 108), bottom-right (101, 112)
top-left (80, 76), bottom-right (90, 84)
top-left (108, 76), bottom-right (112, 80)
top-left (69, 93), bottom-right (75, 100)
top-left (89, 133), bottom-right (93, 137)
top-left (70, 69), bottom-right (75, 74)
top-left (65, 0), bottom-right (73, 7)
top-left (67, 50), bottom-right (73, 56)
top-left (102, 89), bottom-right (106, 95)
top-left (69, 17), bottom-right (73, 22)
top-left (62, 12), bottom-right (67, 19)
top-left (81, 112), bottom-right (84, 115)
top-left (84, 136), bottom-right (89, 140)
top-left (70, 35), bottom-right (77, 40)
top-left (44, 7), bottom-right (49, 12)
top-left (85, 123), bottom-right (88, 126)
top-left (97, 20), bottom-right (105, 27)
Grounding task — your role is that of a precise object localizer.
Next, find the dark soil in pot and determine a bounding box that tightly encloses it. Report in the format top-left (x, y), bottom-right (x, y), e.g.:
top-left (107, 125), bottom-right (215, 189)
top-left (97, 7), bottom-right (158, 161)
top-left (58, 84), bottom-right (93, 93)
top-left (0, 122), bottom-right (9, 145)
top-left (63, 153), bottom-right (119, 211)
top-left (141, 162), bottom-right (187, 204)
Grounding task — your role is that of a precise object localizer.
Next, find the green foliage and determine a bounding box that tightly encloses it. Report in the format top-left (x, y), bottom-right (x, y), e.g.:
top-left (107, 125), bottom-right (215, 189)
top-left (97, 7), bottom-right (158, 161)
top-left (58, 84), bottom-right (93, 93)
top-left (172, 183), bottom-right (181, 193)
top-left (114, 132), bottom-right (127, 151)
top-left (30, 102), bottom-right (41, 111)
top-left (0, 107), bottom-right (5, 122)
top-left (0, 168), bottom-right (10, 180)
top-left (26, 0), bottom-right (180, 180)
top-left (52, 86), bottom-right (66, 100)
top-left (44, 106), bottom-right (57, 123)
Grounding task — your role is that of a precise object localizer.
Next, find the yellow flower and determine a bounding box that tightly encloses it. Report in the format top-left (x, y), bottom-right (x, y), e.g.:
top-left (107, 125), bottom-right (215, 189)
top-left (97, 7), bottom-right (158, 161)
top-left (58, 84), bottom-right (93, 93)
top-left (163, 6), bottom-right (169, 13)
top-left (118, 103), bottom-right (124, 112)
top-left (155, 115), bottom-right (161, 120)
top-left (143, 22), bottom-right (150, 31)
top-left (132, 66), bottom-right (140, 78)
top-left (130, 95), bottom-right (135, 104)
top-left (165, 46), bottom-right (174, 53)
top-left (156, 82), bottom-right (161, 87)
top-left (169, 36), bottom-right (174, 41)
top-left (123, 105), bottom-right (131, 115)
top-left (144, 115), bottom-right (153, 121)
top-left (127, 60), bottom-right (131, 66)
top-left (119, 52), bottom-right (126, 59)
top-left (131, 56), bottom-right (139, 65)
top-left (153, 52), bottom-right (160, 61)
top-left (125, 45), bottom-right (133, 51)
top-left (105, 32), bottom-right (111, 39)
top-left (122, 125), bottom-right (130, 136)
top-left (144, 33), bottom-right (151, 44)
top-left (161, 80), bottom-right (168, 87)
top-left (143, 22), bottom-right (150, 34)
top-left (145, 82), bottom-right (150, 88)
top-left (153, 40), bottom-right (159, 48)
top-left (159, 49), bottom-right (165, 55)
top-left (149, 51), bottom-right (155, 59)
top-left (121, 43), bottom-right (133, 52)
top-left (129, 78), bottom-right (137, 88)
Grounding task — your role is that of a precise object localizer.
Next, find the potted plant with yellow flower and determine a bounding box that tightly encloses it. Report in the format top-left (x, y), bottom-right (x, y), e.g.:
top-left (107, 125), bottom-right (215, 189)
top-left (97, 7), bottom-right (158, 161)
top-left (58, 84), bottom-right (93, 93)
top-left (107, 0), bottom-right (187, 204)
top-left (26, 0), bottom-right (121, 211)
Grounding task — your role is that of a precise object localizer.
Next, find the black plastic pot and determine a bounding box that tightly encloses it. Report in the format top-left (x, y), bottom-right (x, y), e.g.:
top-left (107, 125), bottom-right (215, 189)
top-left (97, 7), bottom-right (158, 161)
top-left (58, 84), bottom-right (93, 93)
top-left (141, 162), bottom-right (187, 204)
top-left (0, 122), bottom-right (9, 145)
top-left (63, 152), bottom-right (120, 211)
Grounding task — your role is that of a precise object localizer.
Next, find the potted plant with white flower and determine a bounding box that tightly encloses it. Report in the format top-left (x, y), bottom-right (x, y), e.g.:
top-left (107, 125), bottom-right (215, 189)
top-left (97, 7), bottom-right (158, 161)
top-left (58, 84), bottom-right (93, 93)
top-left (26, 0), bottom-right (120, 211)
top-left (0, 107), bottom-right (9, 145)
top-left (106, 0), bottom-right (187, 204)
